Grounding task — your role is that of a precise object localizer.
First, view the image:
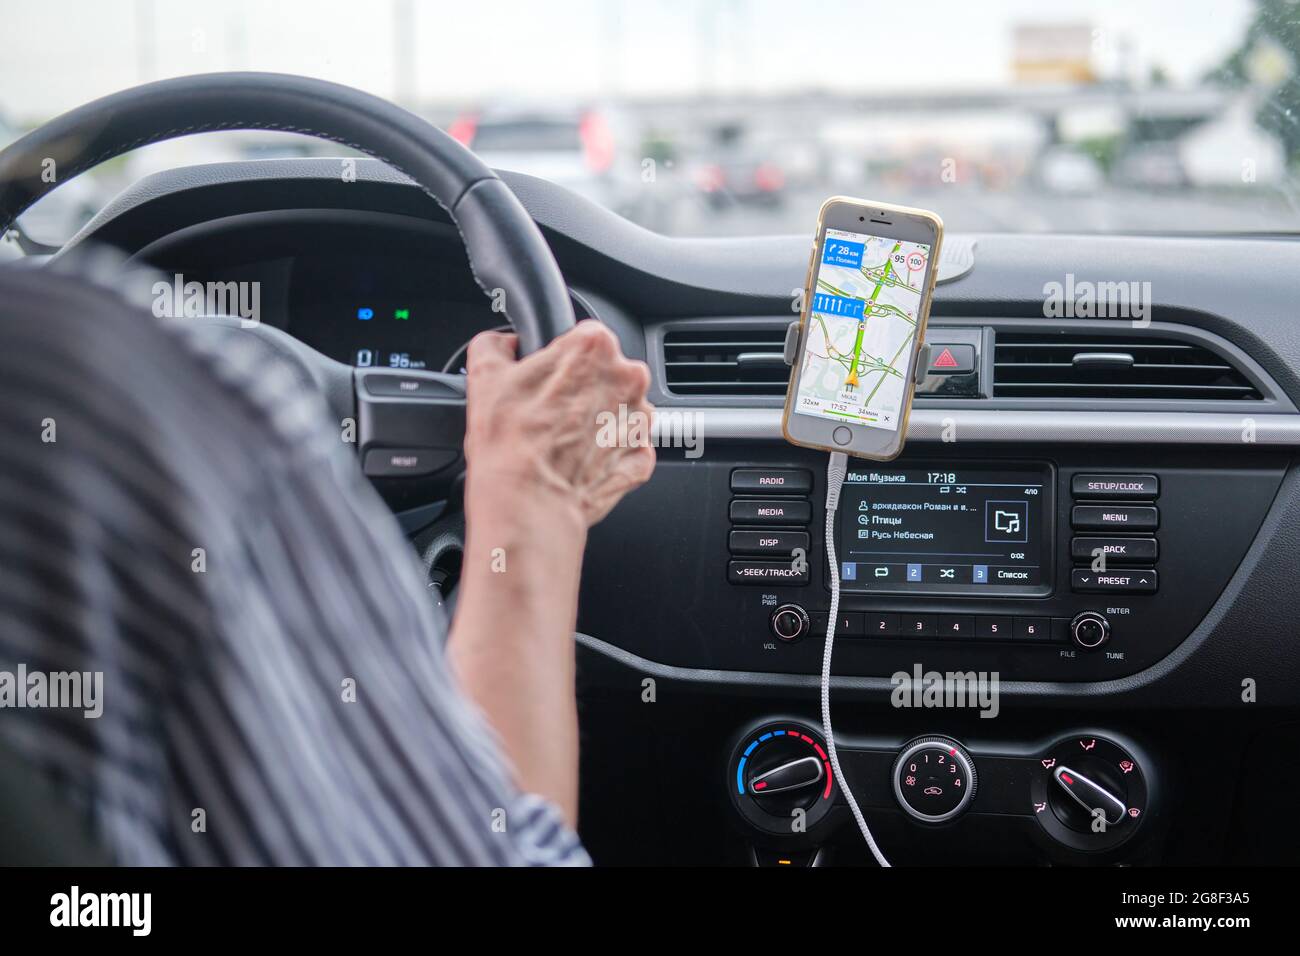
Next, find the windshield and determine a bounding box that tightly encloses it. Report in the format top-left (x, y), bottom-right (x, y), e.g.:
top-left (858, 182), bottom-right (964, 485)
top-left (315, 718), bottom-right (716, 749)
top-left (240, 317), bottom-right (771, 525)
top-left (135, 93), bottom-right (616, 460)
top-left (3, 0), bottom-right (1299, 241)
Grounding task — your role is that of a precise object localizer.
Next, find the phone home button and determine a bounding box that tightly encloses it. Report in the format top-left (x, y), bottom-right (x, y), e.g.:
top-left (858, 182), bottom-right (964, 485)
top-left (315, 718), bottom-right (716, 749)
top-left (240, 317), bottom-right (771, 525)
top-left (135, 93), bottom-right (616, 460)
top-left (832, 426), bottom-right (852, 446)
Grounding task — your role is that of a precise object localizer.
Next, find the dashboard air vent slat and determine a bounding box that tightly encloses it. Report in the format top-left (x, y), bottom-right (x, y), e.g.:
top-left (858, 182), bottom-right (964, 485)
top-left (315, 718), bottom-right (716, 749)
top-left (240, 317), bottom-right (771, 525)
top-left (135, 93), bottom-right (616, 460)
top-left (663, 328), bottom-right (789, 396)
top-left (992, 332), bottom-right (1260, 400)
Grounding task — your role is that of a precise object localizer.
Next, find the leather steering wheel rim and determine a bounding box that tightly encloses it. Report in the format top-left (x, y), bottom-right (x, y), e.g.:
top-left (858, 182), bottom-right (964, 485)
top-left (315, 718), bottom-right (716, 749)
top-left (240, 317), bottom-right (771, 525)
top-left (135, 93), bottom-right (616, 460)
top-left (0, 71), bottom-right (574, 355)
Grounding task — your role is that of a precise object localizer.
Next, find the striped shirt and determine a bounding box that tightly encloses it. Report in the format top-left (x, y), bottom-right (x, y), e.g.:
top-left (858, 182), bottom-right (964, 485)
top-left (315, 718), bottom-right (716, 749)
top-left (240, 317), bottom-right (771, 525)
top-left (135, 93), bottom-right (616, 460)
top-left (0, 256), bottom-right (589, 866)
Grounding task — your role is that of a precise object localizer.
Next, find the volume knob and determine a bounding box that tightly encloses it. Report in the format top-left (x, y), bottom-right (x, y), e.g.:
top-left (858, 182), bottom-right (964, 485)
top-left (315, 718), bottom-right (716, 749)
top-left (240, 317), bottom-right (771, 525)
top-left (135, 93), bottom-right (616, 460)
top-left (770, 604), bottom-right (810, 642)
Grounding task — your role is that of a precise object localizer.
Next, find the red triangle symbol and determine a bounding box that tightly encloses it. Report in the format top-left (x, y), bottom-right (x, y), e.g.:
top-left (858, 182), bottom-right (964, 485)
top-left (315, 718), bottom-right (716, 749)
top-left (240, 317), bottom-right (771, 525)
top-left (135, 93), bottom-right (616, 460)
top-left (933, 347), bottom-right (960, 369)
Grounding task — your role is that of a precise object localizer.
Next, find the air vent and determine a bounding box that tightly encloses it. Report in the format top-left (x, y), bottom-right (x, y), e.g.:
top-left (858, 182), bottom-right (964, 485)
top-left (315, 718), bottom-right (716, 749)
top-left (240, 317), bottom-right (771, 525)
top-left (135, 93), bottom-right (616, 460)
top-left (663, 328), bottom-right (789, 396)
top-left (993, 331), bottom-right (1261, 400)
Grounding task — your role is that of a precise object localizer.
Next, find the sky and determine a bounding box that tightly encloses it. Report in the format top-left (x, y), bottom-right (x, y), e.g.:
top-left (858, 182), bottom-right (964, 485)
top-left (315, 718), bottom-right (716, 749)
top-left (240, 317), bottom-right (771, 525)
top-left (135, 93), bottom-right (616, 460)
top-left (0, 0), bottom-right (1258, 122)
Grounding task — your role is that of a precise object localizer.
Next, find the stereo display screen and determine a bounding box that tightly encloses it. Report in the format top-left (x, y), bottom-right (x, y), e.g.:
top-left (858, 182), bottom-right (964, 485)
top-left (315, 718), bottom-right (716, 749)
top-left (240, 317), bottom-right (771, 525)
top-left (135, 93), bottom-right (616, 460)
top-left (836, 464), bottom-right (1052, 595)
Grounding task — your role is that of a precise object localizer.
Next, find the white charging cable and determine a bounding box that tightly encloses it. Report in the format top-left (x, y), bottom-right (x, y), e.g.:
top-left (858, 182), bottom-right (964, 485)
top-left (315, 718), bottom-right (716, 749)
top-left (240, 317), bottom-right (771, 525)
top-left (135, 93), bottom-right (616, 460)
top-left (822, 451), bottom-right (891, 867)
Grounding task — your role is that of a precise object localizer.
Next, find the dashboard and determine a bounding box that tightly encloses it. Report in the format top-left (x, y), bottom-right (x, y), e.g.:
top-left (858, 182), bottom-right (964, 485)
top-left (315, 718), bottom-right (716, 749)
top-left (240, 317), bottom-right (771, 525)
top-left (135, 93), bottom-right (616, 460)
top-left (65, 157), bottom-right (1300, 866)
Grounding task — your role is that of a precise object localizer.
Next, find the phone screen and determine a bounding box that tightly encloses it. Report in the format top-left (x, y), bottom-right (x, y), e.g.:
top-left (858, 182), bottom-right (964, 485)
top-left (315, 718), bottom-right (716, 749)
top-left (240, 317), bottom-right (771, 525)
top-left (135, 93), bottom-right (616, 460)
top-left (794, 228), bottom-right (932, 432)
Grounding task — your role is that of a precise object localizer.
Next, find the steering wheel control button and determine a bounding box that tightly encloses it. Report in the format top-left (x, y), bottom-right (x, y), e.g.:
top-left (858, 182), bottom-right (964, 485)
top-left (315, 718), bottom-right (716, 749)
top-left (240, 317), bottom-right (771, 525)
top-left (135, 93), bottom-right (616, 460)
top-left (1071, 504), bottom-right (1159, 531)
top-left (892, 736), bottom-right (977, 823)
top-left (1071, 569), bottom-right (1157, 594)
top-left (729, 529), bottom-right (810, 557)
top-left (730, 468), bottom-right (812, 495)
top-left (1070, 536), bottom-right (1158, 563)
top-left (1069, 612), bottom-right (1111, 650)
top-left (362, 373), bottom-right (463, 398)
top-left (729, 499), bottom-right (811, 525)
top-left (1071, 474), bottom-right (1159, 499)
top-left (729, 561), bottom-right (809, 586)
top-left (362, 447), bottom-right (458, 478)
top-left (832, 426), bottom-right (852, 446)
top-left (769, 604), bottom-right (810, 642)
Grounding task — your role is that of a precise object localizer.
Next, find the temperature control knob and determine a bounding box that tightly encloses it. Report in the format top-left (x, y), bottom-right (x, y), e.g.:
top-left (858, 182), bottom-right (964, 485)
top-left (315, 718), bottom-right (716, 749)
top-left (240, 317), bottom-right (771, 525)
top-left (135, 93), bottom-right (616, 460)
top-left (1070, 611), bottom-right (1110, 650)
top-left (770, 604), bottom-right (810, 643)
top-left (892, 736), bottom-right (977, 823)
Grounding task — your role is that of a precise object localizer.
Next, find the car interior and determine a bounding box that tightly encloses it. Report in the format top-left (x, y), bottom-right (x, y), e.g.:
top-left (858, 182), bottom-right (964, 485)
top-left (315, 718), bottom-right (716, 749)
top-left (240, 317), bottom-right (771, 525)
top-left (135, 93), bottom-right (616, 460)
top-left (1, 1), bottom-right (1298, 876)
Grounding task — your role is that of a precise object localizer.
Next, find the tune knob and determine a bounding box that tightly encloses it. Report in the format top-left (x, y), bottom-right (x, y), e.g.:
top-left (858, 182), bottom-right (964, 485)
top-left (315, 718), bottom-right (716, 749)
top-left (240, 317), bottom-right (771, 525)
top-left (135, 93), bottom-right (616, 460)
top-left (1070, 612), bottom-right (1110, 650)
top-left (770, 604), bottom-right (810, 642)
top-left (892, 736), bottom-right (978, 823)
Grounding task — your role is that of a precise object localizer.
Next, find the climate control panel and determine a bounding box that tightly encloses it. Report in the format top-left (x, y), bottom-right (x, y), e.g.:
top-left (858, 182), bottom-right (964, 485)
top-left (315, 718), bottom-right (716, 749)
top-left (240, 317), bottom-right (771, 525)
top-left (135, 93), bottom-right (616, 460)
top-left (725, 718), bottom-right (1159, 864)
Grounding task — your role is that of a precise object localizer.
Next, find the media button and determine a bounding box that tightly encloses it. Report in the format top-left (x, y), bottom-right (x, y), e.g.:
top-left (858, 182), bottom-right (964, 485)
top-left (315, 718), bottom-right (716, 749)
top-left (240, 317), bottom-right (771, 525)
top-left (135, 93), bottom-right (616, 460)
top-left (976, 616), bottom-right (1014, 640)
top-left (1071, 505), bottom-right (1159, 532)
top-left (937, 615), bottom-right (975, 638)
top-left (731, 468), bottom-right (813, 495)
top-left (1015, 617), bottom-right (1051, 641)
top-left (730, 499), bottom-right (811, 525)
top-left (900, 614), bottom-right (937, 638)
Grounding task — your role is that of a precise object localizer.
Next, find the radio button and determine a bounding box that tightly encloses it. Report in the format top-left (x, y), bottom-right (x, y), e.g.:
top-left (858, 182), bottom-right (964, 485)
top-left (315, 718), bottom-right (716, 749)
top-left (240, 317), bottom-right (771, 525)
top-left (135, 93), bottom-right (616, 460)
top-left (1014, 617), bottom-right (1051, 641)
top-left (727, 560), bottom-right (810, 586)
top-left (937, 615), bottom-right (975, 638)
top-left (1070, 536), bottom-right (1158, 563)
top-left (1071, 568), bottom-right (1158, 593)
top-left (730, 499), bottom-right (811, 525)
top-left (1071, 505), bottom-right (1159, 532)
top-left (1071, 474), bottom-right (1159, 499)
top-left (900, 614), bottom-right (937, 638)
top-left (976, 616), bottom-right (1014, 640)
top-left (731, 468), bottom-right (813, 495)
top-left (729, 530), bottom-right (810, 557)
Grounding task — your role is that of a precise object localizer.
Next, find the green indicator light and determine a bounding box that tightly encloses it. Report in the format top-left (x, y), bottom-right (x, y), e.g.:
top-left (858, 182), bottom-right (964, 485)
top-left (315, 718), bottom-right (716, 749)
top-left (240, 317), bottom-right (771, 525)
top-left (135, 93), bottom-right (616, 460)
top-left (394, 308), bottom-right (410, 320)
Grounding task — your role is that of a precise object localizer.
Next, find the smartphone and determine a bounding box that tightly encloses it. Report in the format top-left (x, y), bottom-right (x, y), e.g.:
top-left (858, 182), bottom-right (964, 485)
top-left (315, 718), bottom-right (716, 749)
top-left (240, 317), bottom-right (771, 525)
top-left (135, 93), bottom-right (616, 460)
top-left (782, 197), bottom-right (943, 460)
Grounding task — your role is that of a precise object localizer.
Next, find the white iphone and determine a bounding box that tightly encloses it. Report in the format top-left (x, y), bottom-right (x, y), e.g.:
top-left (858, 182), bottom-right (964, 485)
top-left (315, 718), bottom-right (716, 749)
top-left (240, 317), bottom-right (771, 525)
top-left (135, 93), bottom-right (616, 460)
top-left (782, 197), bottom-right (943, 460)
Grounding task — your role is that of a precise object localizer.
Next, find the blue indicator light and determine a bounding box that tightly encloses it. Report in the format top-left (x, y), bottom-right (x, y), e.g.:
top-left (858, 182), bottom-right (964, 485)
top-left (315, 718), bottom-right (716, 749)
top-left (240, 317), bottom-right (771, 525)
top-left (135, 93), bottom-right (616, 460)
top-left (743, 741), bottom-right (759, 757)
top-left (357, 307), bottom-right (374, 321)
top-left (758, 732), bottom-right (773, 742)
top-left (737, 757), bottom-right (747, 795)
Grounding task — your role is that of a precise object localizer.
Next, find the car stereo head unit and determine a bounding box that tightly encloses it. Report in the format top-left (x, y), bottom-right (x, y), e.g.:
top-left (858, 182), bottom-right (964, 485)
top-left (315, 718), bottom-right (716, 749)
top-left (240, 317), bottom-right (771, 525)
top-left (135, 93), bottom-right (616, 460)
top-left (836, 462), bottom-right (1053, 596)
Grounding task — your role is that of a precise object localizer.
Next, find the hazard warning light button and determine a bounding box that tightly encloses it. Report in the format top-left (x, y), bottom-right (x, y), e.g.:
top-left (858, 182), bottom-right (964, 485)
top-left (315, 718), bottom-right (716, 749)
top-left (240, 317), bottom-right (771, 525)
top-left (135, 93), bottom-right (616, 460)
top-left (926, 343), bottom-right (975, 375)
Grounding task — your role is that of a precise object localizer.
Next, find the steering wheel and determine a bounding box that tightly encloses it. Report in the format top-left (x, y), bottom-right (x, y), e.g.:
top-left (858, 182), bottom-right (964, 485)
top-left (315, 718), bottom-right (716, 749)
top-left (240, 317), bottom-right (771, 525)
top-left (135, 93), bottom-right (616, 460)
top-left (0, 72), bottom-right (576, 514)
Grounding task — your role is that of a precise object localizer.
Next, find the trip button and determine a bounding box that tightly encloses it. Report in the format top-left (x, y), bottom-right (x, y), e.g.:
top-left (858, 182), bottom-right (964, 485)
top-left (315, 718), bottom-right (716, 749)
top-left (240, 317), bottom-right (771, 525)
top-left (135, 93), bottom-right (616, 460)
top-left (730, 499), bottom-right (812, 525)
top-left (1071, 568), bottom-right (1158, 593)
top-left (727, 561), bottom-right (810, 586)
top-left (1070, 536), bottom-right (1158, 563)
top-left (1071, 505), bottom-right (1159, 532)
top-left (729, 530), bottom-right (810, 557)
top-left (731, 468), bottom-right (813, 495)
top-left (362, 447), bottom-right (459, 477)
top-left (1071, 474), bottom-right (1159, 499)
